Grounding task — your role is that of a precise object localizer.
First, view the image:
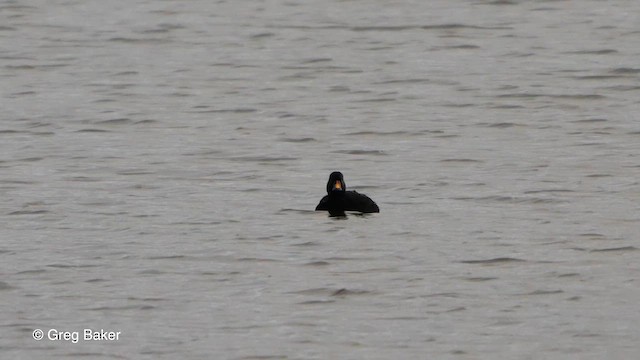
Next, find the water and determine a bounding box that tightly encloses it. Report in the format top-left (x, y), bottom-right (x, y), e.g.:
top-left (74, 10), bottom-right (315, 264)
top-left (2, 0), bottom-right (639, 358)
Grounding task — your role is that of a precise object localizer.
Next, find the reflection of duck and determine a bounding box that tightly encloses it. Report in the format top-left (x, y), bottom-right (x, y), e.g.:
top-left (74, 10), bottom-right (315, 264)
top-left (315, 172), bottom-right (379, 215)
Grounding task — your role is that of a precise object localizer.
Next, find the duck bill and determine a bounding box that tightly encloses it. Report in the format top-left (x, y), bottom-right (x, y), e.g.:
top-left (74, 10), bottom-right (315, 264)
top-left (333, 181), bottom-right (343, 190)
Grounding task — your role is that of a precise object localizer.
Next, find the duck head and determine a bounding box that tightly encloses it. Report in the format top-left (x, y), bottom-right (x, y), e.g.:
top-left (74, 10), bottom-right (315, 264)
top-left (326, 171), bottom-right (346, 194)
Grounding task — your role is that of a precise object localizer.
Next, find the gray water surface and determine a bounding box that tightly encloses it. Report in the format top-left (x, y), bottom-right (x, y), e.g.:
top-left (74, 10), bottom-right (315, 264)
top-left (2, 1), bottom-right (639, 359)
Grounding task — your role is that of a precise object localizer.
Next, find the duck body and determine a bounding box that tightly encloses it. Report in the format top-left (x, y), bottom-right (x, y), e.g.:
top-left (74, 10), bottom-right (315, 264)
top-left (315, 172), bottom-right (379, 215)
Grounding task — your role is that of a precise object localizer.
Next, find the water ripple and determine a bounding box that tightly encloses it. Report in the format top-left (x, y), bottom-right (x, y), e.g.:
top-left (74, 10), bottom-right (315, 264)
top-left (460, 257), bottom-right (526, 265)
